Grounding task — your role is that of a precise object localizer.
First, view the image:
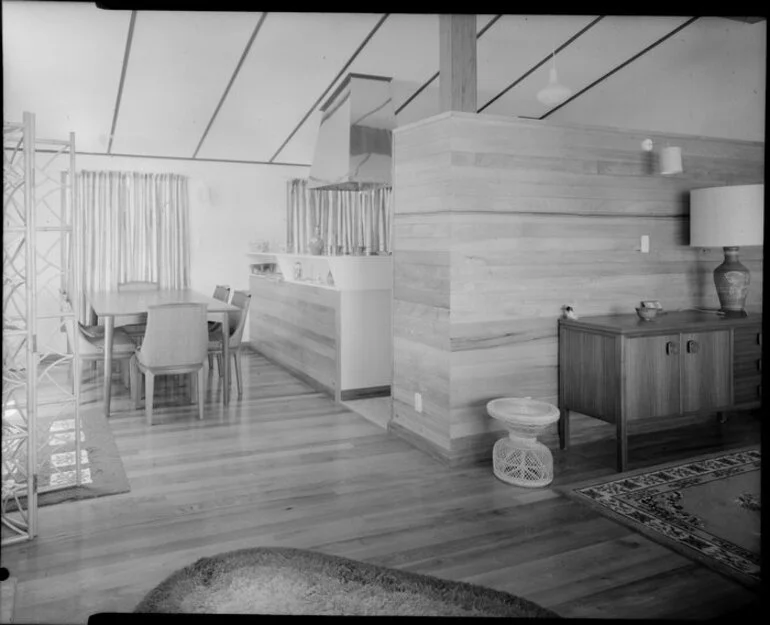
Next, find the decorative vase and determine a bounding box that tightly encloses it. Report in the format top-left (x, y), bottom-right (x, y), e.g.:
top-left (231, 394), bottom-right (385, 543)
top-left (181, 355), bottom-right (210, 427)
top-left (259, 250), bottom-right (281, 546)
top-left (308, 226), bottom-right (324, 256)
top-left (714, 247), bottom-right (750, 313)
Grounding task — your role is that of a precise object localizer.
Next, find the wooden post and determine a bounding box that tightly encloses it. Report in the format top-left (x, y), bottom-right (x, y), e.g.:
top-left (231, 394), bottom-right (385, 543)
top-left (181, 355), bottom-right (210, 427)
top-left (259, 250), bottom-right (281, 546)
top-left (439, 14), bottom-right (477, 113)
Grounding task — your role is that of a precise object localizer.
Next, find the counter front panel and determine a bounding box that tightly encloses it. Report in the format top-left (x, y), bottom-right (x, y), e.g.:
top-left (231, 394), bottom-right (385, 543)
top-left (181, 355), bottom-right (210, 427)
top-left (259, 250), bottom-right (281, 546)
top-left (250, 276), bottom-right (339, 395)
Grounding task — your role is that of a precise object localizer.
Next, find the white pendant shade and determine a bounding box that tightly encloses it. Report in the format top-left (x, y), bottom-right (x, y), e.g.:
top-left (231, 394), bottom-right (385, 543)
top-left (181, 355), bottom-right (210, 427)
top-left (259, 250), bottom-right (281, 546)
top-left (537, 66), bottom-right (572, 106)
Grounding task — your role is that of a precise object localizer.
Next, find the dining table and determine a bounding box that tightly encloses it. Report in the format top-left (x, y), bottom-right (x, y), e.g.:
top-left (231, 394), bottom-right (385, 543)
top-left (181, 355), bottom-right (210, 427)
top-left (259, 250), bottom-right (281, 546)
top-left (88, 288), bottom-right (241, 418)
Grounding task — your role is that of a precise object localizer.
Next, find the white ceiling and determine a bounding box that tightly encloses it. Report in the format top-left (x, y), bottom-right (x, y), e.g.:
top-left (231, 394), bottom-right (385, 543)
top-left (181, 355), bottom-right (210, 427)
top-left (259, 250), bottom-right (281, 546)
top-left (2, 4), bottom-right (766, 165)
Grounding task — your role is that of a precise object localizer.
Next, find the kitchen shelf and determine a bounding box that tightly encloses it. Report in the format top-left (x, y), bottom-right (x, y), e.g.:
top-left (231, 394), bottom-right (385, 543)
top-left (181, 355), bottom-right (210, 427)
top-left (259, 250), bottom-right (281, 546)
top-left (249, 253), bottom-right (392, 291)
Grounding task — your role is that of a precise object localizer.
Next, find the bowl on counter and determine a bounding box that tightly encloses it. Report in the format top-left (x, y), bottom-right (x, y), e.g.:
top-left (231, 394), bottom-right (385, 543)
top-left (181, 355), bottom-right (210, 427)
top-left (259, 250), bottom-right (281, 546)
top-left (635, 307), bottom-right (659, 321)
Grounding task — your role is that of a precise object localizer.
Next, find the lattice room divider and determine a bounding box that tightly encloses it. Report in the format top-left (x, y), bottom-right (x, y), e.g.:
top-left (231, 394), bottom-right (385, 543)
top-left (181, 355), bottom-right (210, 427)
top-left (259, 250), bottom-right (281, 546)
top-left (3, 112), bottom-right (81, 545)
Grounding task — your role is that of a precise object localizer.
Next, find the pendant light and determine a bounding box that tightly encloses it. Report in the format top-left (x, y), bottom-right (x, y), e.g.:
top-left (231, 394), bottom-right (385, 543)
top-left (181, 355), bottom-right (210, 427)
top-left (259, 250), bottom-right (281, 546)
top-left (536, 50), bottom-right (572, 106)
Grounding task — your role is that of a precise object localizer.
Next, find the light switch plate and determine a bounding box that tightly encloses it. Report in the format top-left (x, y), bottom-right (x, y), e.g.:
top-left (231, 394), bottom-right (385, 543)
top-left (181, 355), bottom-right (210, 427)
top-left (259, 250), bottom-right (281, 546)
top-left (414, 392), bottom-right (423, 413)
top-left (641, 235), bottom-right (650, 253)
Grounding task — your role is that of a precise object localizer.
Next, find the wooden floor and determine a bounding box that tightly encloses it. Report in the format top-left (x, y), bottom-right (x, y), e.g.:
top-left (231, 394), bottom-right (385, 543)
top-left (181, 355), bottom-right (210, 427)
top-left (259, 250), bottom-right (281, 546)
top-left (1, 348), bottom-right (761, 622)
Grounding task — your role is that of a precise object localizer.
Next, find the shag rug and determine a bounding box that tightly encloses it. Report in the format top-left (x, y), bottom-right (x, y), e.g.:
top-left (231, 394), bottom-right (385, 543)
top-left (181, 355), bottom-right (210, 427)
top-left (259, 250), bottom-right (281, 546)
top-left (134, 546), bottom-right (559, 617)
top-left (4, 405), bottom-right (130, 510)
top-left (559, 446), bottom-right (760, 590)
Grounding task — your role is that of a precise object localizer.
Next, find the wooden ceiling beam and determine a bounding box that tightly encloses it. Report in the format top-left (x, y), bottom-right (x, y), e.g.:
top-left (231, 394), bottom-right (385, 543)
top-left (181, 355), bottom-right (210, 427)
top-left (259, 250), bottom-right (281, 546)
top-left (439, 14), bottom-right (477, 113)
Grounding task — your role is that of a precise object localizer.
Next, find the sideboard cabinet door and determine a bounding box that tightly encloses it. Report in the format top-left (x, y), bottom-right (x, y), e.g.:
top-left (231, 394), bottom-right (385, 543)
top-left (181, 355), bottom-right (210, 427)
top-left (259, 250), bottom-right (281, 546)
top-left (624, 334), bottom-right (681, 420)
top-left (681, 330), bottom-right (731, 413)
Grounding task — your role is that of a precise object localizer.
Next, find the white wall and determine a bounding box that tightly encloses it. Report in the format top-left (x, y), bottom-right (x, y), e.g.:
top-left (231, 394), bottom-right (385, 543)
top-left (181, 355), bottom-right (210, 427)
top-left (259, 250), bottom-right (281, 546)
top-left (550, 18), bottom-right (766, 142)
top-left (35, 153), bottom-right (308, 347)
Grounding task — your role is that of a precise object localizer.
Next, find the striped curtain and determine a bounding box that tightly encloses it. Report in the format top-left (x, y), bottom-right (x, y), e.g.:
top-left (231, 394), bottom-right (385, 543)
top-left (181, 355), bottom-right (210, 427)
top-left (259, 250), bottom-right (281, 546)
top-left (73, 171), bottom-right (190, 323)
top-left (286, 179), bottom-right (392, 255)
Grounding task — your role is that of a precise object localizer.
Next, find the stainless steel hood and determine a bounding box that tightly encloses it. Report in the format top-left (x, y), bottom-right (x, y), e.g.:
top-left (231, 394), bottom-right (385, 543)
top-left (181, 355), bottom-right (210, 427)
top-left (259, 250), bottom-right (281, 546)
top-left (308, 73), bottom-right (396, 191)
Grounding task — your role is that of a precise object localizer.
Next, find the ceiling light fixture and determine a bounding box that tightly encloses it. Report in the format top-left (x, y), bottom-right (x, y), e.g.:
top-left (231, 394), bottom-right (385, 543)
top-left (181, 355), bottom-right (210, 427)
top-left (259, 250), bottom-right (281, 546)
top-left (536, 50), bottom-right (573, 107)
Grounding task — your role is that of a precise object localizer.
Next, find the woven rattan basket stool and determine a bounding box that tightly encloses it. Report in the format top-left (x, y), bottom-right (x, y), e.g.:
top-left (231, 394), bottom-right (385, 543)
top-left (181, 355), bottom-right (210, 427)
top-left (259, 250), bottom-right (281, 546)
top-left (486, 397), bottom-right (561, 488)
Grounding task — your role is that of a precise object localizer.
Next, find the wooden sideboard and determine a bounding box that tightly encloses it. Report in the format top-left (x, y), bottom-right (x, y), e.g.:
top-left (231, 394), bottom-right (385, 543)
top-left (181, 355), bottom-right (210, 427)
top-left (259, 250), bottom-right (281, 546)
top-left (558, 310), bottom-right (762, 471)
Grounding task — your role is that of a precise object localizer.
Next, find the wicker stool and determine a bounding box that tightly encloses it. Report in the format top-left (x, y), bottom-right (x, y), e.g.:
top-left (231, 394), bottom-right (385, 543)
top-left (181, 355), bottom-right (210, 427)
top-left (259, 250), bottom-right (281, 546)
top-left (486, 397), bottom-right (561, 488)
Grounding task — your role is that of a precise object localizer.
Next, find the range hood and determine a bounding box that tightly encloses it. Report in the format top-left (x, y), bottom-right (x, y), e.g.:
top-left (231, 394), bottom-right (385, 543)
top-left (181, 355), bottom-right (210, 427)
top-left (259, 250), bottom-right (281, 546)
top-left (308, 73), bottom-right (396, 191)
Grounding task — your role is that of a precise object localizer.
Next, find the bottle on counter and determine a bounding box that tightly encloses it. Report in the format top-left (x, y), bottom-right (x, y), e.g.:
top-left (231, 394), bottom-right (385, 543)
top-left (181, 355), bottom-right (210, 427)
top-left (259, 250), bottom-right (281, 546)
top-left (308, 225), bottom-right (325, 256)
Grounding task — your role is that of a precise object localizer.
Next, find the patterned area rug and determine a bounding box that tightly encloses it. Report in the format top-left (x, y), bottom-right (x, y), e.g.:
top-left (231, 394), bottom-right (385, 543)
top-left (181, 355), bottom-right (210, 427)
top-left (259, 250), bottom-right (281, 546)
top-left (3, 405), bottom-right (130, 511)
top-left (559, 446), bottom-right (760, 590)
top-left (134, 546), bottom-right (559, 617)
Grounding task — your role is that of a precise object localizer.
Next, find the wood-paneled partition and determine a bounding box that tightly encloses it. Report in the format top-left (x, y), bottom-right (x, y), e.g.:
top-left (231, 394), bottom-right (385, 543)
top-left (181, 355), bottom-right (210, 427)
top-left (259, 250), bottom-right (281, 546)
top-left (391, 111), bottom-right (764, 466)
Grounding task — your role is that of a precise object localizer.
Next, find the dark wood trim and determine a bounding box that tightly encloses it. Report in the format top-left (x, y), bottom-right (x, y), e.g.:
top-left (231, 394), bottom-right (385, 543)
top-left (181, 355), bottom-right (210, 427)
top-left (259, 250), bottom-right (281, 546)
top-left (478, 16), bottom-right (604, 113)
top-left (476, 13), bottom-right (503, 39)
top-left (268, 14), bottom-right (390, 164)
top-left (395, 72), bottom-right (439, 116)
top-left (192, 13), bottom-right (268, 159)
top-left (9, 147), bottom-right (309, 168)
top-left (340, 386), bottom-right (391, 401)
top-left (107, 11), bottom-right (137, 154)
top-left (540, 16), bottom-right (700, 120)
top-left (395, 14), bottom-right (502, 117)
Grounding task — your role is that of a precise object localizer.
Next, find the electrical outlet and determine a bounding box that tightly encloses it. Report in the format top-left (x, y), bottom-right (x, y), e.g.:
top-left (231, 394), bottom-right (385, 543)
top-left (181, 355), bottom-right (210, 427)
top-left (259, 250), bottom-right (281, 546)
top-left (414, 392), bottom-right (423, 413)
top-left (640, 235), bottom-right (650, 254)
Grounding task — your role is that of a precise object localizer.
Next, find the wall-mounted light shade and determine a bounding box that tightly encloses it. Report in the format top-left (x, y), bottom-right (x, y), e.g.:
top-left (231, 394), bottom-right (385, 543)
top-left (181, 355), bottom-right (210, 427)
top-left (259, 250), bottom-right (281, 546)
top-left (660, 146), bottom-right (683, 175)
top-left (690, 184), bottom-right (764, 247)
top-left (536, 67), bottom-right (572, 106)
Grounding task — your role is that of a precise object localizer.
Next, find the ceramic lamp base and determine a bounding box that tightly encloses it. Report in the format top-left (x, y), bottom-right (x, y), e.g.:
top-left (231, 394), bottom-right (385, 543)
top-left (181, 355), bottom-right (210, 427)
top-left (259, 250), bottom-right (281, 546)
top-left (714, 246), bottom-right (750, 313)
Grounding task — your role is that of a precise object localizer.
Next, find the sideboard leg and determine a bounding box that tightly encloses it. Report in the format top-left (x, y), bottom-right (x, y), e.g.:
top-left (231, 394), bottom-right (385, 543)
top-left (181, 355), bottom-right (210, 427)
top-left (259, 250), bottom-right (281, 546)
top-left (559, 408), bottom-right (570, 450)
top-left (616, 413), bottom-right (628, 472)
top-left (717, 411), bottom-right (728, 424)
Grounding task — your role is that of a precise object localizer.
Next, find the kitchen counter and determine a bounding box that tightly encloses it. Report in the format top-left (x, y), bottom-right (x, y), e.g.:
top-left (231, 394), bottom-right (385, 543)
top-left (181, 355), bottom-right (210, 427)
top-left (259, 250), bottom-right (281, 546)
top-left (249, 254), bottom-right (392, 401)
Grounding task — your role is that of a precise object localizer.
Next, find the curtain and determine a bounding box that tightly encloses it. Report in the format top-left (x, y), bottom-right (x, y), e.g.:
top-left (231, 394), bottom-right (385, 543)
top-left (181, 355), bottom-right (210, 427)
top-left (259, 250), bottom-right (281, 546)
top-left (73, 171), bottom-right (190, 323)
top-left (286, 179), bottom-right (392, 255)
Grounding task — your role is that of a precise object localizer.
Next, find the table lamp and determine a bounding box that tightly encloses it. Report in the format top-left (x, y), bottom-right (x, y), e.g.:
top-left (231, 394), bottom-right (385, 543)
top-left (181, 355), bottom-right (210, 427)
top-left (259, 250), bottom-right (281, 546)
top-left (689, 184), bottom-right (764, 314)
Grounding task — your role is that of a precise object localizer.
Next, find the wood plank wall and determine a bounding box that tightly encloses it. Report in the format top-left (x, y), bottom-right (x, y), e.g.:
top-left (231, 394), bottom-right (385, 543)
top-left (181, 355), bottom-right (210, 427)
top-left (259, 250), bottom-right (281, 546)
top-left (392, 111), bottom-right (764, 466)
top-left (390, 116), bottom-right (454, 460)
top-left (250, 276), bottom-right (339, 396)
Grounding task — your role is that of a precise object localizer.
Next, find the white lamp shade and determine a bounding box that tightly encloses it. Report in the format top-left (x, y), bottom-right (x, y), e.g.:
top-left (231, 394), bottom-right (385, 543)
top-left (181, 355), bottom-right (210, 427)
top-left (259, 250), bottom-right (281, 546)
top-left (689, 184), bottom-right (764, 247)
top-left (536, 67), bottom-right (572, 106)
top-left (660, 146), bottom-right (683, 175)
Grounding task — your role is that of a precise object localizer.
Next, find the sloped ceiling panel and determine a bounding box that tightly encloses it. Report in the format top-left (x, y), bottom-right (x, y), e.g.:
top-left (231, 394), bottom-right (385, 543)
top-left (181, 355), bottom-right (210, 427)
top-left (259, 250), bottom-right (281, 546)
top-left (476, 14), bottom-right (599, 110)
top-left (111, 11), bottom-right (260, 157)
top-left (395, 14), bottom-right (600, 127)
top-left (549, 17), bottom-right (766, 142)
top-left (277, 13), bottom-right (440, 164)
top-left (277, 14), bottom-right (498, 164)
top-left (197, 12), bottom-right (382, 162)
top-left (484, 15), bottom-right (692, 118)
top-left (2, 1), bottom-right (130, 152)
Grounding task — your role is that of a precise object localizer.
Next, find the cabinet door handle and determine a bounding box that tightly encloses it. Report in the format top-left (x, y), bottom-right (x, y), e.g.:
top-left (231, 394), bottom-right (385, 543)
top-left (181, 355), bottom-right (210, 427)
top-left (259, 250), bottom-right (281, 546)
top-left (758, 385), bottom-right (762, 398)
top-left (758, 333), bottom-right (763, 346)
top-left (686, 339), bottom-right (699, 354)
top-left (666, 341), bottom-right (679, 355)
top-left (757, 358), bottom-right (762, 373)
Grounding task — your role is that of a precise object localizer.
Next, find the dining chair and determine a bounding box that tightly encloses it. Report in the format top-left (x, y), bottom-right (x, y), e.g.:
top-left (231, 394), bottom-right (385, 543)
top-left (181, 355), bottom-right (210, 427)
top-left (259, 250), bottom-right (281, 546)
top-left (129, 303), bottom-right (209, 425)
top-left (207, 284), bottom-right (231, 366)
top-left (208, 290), bottom-right (252, 400)
top-left (212, 284), bottom-right (231, 302)
top-left (61, 297), bottom-right (137, 392)
top-left (114, 281), bottom-right (160, 343)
